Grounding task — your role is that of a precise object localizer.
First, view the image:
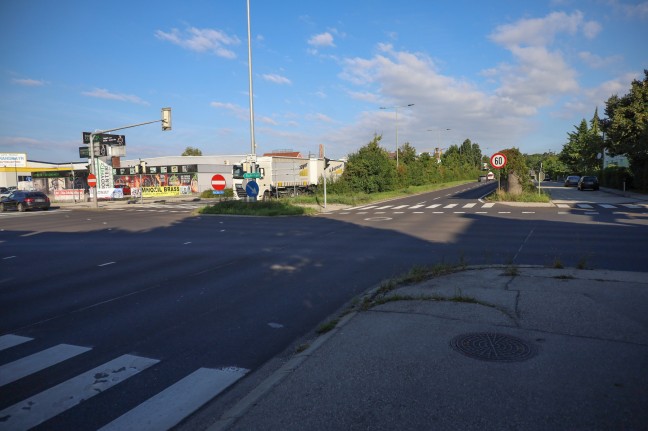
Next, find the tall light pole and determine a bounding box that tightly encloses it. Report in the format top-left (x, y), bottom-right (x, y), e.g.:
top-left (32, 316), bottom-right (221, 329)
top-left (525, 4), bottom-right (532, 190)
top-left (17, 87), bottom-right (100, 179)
top-left (380, 103), bottom-right (414, 168)
top-left (247, 0), bottom-right (256, 159)
top-left (427, 128), bottom-right (451, 163)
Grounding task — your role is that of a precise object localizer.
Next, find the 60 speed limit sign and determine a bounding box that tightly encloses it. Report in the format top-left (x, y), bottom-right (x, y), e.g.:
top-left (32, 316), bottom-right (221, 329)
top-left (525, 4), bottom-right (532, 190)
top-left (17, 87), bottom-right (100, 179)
top-left (490, 153), bottom-right (507, 169)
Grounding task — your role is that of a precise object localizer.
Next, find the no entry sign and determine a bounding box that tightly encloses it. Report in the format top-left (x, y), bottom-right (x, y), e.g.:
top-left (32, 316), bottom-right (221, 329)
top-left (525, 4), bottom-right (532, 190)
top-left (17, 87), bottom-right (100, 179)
top-left (490, 153), bottom-right (507, 169)
top-left (87, 173), bottom-right (97, 188)
top-left (211, 174), bottom-right (226, 191)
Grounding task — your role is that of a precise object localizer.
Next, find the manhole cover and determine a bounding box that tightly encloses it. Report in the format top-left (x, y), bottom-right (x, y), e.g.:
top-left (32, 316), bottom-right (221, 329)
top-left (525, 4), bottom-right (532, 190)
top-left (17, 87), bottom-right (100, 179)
top-left (450, 333), bottom-right (536, 362)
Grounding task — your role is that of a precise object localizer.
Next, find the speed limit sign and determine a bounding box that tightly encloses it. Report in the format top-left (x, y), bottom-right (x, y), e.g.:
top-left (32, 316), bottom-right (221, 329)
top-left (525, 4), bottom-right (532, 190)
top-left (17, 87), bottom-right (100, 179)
top-left (490, 153), bottom-right (507, 169)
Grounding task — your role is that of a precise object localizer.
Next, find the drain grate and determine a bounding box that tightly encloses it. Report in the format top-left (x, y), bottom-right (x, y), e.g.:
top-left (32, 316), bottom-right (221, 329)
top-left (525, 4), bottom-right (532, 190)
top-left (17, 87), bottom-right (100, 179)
top-left (450, 333), bottom-right (536, 362)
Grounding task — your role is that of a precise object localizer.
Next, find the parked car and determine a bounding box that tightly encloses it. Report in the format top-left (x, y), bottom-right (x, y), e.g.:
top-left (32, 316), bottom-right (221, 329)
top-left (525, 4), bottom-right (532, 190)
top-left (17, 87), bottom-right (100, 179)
top-left (544, 176), bottom-right (551, 181)
top-left (0, 191), bottom-right (51, 212)
top-left (564, 175), bottom-right (580, 187)
top-left (0, 187), bottom-right (9, 197)
top-left (578, 176), bottom-right (599, 191)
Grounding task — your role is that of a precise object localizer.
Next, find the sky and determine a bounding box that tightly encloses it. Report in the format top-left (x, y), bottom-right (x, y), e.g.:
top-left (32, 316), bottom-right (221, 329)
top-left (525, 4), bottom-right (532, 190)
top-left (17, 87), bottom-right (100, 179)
top-left (1, 0), bottom-right (646, 163)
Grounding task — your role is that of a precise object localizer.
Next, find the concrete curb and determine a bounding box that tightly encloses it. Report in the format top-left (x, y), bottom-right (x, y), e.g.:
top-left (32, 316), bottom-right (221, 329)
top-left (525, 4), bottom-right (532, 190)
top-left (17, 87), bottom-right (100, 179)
top-left (206, 311), bottom-right (358, 431)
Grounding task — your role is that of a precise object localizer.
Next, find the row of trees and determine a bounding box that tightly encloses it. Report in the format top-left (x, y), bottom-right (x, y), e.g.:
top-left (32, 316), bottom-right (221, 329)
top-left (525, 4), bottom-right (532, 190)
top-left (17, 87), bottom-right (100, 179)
top-left (549, 70), bottom-right (647, 190)
top-left (329, 134), bottom-right (484, 194)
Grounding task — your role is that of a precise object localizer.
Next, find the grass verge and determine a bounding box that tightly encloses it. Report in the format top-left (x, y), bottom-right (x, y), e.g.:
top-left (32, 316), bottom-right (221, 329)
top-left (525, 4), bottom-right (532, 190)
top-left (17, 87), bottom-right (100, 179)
top-left (486, 188), bottom-right (551, 203)
top-left (197, 200), bottom-right (318, 216)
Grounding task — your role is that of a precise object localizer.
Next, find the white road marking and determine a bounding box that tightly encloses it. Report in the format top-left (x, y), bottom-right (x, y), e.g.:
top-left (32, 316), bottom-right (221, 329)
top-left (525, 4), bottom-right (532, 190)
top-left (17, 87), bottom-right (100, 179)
top-left (522, 211), bottom-right (536, 214)
top-left (0, 334), bottom-right (32, 352)
top-left (622, 204), bottom-right (640, 208)
top-left (99, 367), bottom-right (248, 431)
top-left (409, 204), bottom-right (424, 209)
top-left (481, 203), bottom-right (495, 208)
top-left (462, 203), bottom-right (477, 208)
top-left (556, 203), bottom-right (570, 208)
top-left (391, 205), bottom-right (409, 209)
top-left (2, 256), bottom-right (17, 260)
top-left (20, 232), bottom-right (41, 237)
top-left (426, 204), bottom-right (441, 208)
top-left (498, 211), bottom-right (511, 214)
top-left (577, 204), bottom-right (594, 208)
top-left (444, 204), bottom-right (458, 208)
top-left (599, 204), bottom-right (616, 209)
top-left (0, 344), bottom-right (92, 386)
top-left (0, 354), bottom-right (159, 431)
top-left (374, 205), bottom-right (394, 210)
top-left (98, 262), bottom-right (116, 267)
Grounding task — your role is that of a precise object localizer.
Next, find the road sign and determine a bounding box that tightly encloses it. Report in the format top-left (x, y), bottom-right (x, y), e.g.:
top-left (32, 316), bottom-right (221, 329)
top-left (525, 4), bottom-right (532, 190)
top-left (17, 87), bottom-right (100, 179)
top-left (243, 172), bottom-right (262, 179)
top-left (245, 180), bottom-right (259, 198)
top-left (83, 132), bottom-right (126, 146)
top-left (87, 173), bottom-right (97, 188)
top-left (211, 174), bottom-right (226, 191)
top-left (490, 153), bottom-right (508, 169)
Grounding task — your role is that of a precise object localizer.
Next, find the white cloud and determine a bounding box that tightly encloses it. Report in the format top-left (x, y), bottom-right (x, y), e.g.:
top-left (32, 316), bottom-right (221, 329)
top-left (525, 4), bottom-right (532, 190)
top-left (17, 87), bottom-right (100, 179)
top-left (308, 32), bottom-right (335, 47)
top-left (489, 11), bottom-right (599, 47)
top-left (307, 113), bottom-right (334, 123)
top-left (260, 116), bottom-right (278, 125)
top-left (578, 51), bottom-right (623, 68)
top-left (12, 78), bottom-right (45, 87)
top-left (347, 90), bottom-right (381, 103)
top-left (81, 88), bottom-right (149, 105)
top-left (210, 101), bottom-right (248, 120)
top-left (262, 74), bottom-right (292, 85)
top-left (155, 27), bottom-right (240, 59)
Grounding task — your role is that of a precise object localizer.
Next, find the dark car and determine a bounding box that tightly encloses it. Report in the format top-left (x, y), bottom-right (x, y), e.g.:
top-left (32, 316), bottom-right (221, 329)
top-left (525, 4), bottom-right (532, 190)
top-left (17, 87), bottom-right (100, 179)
top-left (564, 175), bottom-right (580, 187)
top-left (0, 191), bottom-right (51, 212)
top-left (578, 176), bottom-right (599, 191)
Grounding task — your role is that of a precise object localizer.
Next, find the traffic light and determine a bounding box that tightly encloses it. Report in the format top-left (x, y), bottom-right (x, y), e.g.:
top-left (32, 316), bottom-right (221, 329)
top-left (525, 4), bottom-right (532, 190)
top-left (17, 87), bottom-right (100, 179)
top-left (324, 158), bottom-right (331, 169)
top-left (162, 107), bottom-right (172, 131)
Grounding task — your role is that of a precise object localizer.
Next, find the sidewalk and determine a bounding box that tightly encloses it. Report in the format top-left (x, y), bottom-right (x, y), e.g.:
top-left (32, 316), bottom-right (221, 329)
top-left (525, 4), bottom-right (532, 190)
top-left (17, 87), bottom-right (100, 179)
top-left (208, 266), bottom-right (648, 431)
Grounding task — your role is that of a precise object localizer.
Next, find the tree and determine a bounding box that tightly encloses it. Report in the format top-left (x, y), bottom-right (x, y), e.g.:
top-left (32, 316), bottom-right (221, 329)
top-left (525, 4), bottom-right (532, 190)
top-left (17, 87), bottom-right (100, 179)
top-left (340, 134), bottom-right (397, 193)
top-left (500, 148), bottom-right (531, 194)
top-left (181, 146), bottom-right (203, 156)
top-left (603, 70), bottom-right (648, 188)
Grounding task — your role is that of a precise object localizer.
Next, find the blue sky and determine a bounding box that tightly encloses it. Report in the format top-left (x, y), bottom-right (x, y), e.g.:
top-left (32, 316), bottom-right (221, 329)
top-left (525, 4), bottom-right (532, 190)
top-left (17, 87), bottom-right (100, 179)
top-left (1, 0), bottom-right (646, 163)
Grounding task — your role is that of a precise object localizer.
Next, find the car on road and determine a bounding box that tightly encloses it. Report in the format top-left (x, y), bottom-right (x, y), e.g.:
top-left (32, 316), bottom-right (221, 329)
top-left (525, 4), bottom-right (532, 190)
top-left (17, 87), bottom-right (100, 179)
top-left (0, 191), bottom-right (51, 212)
top-left (564, 175), bottom-right (581, 187)
top-left (544, 176), bottom-right (551, 181)
top-left (578, 176), bottom-right (599, 191)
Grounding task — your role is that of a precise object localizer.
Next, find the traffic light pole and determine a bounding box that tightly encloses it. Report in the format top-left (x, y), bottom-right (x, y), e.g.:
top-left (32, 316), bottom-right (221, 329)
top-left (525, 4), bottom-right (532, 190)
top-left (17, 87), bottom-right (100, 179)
top-left (87, 108), bottom-right (171, 209)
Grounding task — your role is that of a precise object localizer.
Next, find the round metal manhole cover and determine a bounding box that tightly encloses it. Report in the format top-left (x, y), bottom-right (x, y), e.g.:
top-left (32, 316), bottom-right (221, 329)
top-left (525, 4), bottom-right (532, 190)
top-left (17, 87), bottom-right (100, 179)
top-left (450, 333), bottom-right (536, 362)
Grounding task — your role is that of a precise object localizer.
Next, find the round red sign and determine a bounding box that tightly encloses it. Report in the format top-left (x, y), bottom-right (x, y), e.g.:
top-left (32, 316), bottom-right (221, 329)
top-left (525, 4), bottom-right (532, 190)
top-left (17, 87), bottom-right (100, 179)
top-left (211, 174), bottom-right (226, 191)
top-left (87, 173), bottom-right (97, 187)
top-left (490, 153), bottom-right (508, 169)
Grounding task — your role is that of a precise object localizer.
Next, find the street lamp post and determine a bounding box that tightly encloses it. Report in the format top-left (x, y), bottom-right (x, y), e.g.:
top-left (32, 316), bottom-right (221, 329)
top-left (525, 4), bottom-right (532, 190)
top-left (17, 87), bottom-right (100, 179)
top-left (427, 128), bottom-right (451, 163)
top-left (380, 104), bottom-right (414, 168)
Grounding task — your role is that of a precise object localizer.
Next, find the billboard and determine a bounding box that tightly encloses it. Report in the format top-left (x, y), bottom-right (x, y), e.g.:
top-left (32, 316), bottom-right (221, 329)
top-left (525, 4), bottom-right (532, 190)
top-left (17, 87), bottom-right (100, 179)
top-left (0, 153), bottom-right (27, 168)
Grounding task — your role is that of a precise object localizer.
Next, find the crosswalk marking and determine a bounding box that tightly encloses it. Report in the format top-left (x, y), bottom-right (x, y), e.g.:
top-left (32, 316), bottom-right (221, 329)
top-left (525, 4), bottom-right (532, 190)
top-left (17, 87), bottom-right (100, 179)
top-left (99, 367), bottom-right (248, 431)
top-left (409, 204), bottom-right (425, 209)
top-left (0, 344), bottom-right (91, 386)
top-left (577, 204), bottom-right (594, 208)
top-left (0, 354), bottom-right (159, 431)
top-left (374, 205), bottom-right (393, 210)
top-left (481, 203), bottom-right (495, 208)
top-left (426, 204), bottom-right (441, 209)
top-left (623, 204), bottom-right (640, 208)
top-left (556, 204), bottom-right (570, 208)
top-left (462, 203), bottom-right (477, 208)
top-left (392, 205), bottom-right (409, 209)
top-left (600, 204), bottom-right (616, 208)
top-left (444, 204), bottom-right (458, 209)
top-left (0, 334), bottom-right (32, 352)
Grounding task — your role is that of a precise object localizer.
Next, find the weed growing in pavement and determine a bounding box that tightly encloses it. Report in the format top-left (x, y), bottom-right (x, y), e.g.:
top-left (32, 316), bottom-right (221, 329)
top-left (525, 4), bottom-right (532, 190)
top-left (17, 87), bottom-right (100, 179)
top-left (295, 344), bottom-right (310, 353)
top-left (577, 256), bottom-right (588, 269)
top-left (552, 258), bottom-right (564, 269)
top-left (316, 319), bottom-right (340, 334)
top-left (503, 265), bottom-right (520, 276)
top-left (554, 275), bottom-right (575, 280)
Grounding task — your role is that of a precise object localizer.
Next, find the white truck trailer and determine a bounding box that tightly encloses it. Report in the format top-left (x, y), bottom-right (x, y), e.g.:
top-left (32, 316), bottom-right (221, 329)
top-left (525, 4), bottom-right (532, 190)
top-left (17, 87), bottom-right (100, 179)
top-left (232, 155), bottom-right (345, 200)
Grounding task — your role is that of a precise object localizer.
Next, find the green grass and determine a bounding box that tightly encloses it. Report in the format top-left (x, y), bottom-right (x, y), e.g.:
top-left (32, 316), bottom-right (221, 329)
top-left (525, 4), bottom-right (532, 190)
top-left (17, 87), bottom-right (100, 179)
top-left (486, 188), bottom-right (551, 203)
top-left (197, 200), bottom-right (317, 216)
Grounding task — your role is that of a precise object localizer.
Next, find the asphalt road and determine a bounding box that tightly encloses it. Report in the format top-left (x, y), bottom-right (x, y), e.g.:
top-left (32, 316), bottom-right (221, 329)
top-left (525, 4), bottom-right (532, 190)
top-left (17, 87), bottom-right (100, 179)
top-left (1, 181), bottom-right (647, 430)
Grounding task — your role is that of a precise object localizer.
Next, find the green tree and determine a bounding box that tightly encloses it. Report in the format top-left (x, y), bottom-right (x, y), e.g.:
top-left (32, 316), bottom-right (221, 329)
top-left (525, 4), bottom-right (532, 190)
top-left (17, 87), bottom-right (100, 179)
top-left (500, 148), bottom-right (531, 194)
top-left (340, 134), bottom-right (396, 193)
top-left (603, 70), bottom-right (648, 189)
top-left (181, 146), bottom-right (203, 156)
